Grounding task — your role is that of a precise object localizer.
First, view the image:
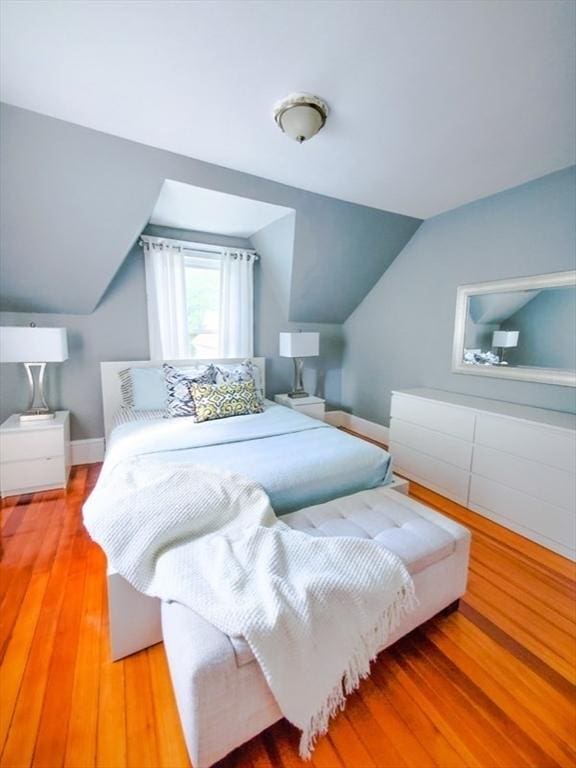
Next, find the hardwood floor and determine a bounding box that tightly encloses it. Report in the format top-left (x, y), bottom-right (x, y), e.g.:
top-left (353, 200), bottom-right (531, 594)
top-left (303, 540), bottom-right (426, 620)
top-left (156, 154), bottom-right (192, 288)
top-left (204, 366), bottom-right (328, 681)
top-left (1, 463), bottom-right (575, 768)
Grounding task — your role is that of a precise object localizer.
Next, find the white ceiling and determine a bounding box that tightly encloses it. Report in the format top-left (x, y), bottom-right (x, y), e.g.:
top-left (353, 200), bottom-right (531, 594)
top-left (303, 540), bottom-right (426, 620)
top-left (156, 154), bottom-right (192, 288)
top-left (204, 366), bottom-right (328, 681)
top-left (1, 0), bottom-right (574, 219)
top-left (149, 180), bottom-right (293, 237)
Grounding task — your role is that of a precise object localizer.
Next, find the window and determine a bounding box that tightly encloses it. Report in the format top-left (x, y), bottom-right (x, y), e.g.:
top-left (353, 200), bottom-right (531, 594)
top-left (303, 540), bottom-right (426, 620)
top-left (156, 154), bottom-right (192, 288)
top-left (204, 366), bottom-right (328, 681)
top-left (184, 254), bottom-right (221, 358)
top-left (142, 235), bottom-right (255, 360)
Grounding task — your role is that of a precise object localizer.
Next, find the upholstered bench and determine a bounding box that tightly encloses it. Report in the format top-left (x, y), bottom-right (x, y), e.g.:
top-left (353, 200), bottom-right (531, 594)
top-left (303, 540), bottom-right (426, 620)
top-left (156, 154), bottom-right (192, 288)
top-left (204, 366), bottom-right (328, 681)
top-left (162, 486), bottom-right (471, 768)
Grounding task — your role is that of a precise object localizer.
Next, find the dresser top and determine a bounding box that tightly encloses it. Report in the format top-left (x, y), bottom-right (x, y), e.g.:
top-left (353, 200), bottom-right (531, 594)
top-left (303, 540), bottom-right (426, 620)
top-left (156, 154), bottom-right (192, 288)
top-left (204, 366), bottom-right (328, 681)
top-left (1, 411), bottom-right (69, 432)
top-left (392, 389), bottom-right (576, 432)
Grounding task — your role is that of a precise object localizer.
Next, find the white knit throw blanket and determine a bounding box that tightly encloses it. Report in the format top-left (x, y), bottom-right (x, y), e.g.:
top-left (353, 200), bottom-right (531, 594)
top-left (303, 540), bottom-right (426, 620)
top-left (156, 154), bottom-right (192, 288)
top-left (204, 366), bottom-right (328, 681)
top-left (83, 459), bottom-right (416, 757)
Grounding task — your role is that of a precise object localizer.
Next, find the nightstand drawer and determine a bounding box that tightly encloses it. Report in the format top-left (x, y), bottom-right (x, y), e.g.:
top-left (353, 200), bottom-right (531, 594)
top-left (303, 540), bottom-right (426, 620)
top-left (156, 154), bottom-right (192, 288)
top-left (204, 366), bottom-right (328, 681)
top-left (1, 456), bottom-right (66, 494)
top-left (0, 428), bottom-right (63, 462)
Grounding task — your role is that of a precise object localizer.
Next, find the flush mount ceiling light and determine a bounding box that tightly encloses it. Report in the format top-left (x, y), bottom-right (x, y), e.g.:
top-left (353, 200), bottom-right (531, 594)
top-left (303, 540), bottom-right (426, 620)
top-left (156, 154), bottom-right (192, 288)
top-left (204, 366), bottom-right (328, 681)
top-left (273, 93), bottom-right (329, 144)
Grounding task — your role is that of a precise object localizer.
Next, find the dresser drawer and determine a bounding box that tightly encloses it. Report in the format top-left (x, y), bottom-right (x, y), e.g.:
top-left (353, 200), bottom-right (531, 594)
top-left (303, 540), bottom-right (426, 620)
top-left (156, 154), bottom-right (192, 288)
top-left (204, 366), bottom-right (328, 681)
top-left (391, 394), bottom-right (475, 441)
top-left (390, 418), bottom-right (473, 471)
top-left (469, 475), bottom-right (575, 546)
top-left (0, 427), bottom-right (64, 462)
top-left (390, 441), bottom-right (470, 504)
top-left (475, 415), bottom-right (576, 474)
top-left (1, 456), bottom-right (66, 495)
top-left (472, 444), bottom-right (576, 512)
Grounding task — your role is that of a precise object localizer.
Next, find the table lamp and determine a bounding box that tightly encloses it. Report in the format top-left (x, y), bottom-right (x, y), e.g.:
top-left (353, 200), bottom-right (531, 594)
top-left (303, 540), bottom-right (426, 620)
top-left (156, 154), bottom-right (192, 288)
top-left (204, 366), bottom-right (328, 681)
top-left (279, 331), bottom-right (319, 398)
top-left (0, 326), bottom-right (69, 421)
top-left (492, 330), bottom-right (519, 365)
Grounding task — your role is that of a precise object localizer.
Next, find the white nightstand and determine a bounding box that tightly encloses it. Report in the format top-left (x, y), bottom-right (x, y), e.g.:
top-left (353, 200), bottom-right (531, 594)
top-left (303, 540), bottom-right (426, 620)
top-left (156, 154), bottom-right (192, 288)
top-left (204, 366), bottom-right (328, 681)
top-left (0, 411), bottom-right (71, 496)
top-left (274, 394), bottom-right (325, 421)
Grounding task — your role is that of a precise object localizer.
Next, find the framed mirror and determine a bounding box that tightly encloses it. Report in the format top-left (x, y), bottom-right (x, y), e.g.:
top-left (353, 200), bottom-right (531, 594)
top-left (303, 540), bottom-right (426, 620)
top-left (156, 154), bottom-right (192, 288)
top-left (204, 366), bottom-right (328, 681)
top-left (452, 270), bottom-right (576, 387)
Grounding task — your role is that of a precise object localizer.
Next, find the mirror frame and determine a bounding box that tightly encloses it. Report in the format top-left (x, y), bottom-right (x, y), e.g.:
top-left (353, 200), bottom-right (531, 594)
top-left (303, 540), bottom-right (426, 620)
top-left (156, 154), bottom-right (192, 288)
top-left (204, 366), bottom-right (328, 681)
top-left (452, 270), bottom-right (576, 387)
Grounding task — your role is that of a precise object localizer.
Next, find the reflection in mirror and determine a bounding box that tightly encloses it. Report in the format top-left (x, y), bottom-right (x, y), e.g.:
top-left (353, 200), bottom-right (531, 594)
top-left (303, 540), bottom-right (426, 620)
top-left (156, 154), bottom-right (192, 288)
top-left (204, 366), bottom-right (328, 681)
top-left (463, 286), bottom-right (576, 371)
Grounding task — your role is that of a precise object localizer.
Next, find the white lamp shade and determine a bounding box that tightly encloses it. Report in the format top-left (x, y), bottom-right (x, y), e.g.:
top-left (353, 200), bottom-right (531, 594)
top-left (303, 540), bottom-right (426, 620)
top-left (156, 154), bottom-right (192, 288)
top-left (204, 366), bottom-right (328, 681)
top-left (492, 330), bottom-right (519, 348)
top-left (279, 332), bottom-right (319, 358)
top-left (0, 327), bottom-right (69, 363)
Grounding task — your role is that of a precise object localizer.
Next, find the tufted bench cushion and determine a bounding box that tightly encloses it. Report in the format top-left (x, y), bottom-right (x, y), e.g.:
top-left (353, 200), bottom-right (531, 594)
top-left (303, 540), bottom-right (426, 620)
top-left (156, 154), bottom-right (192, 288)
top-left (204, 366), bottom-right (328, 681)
top-left (228, 487), bottom-right (466, 668)
top-left (283, 489), bottom-right (457, 574)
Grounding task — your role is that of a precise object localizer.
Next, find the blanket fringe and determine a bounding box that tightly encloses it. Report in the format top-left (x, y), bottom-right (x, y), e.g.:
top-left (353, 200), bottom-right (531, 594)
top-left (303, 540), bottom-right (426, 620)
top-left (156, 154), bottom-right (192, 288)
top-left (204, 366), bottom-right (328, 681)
top-left (298, 580), bottom-right (418, 759)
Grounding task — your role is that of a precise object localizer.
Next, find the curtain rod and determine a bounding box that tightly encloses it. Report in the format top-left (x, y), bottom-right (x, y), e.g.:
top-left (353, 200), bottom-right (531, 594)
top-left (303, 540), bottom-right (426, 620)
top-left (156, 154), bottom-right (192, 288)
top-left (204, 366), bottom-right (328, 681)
top-left (138, 236), bottom-right (259, 259)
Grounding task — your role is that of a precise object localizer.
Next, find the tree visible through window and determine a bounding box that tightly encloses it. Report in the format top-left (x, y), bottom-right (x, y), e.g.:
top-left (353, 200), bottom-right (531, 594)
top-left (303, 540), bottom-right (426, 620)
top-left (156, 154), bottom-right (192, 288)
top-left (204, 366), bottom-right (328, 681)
top-left (184, 255), bottom-right (221, 357)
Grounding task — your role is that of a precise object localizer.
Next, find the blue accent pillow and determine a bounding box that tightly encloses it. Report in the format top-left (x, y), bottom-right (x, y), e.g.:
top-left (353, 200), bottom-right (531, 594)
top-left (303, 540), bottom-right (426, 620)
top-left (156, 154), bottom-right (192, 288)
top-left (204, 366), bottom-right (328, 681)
top-left (130, 367), bottom-right (168, 411)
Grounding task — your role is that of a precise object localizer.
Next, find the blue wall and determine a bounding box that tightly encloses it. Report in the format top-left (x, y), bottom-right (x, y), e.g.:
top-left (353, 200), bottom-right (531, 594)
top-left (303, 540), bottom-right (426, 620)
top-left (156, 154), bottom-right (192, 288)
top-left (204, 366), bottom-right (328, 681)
top-left (251, 214), bottom-right (344, 405)
top-left (342, 166), bottom-right (576, 424)
top-left (0, 103), bottom-right (420, 322)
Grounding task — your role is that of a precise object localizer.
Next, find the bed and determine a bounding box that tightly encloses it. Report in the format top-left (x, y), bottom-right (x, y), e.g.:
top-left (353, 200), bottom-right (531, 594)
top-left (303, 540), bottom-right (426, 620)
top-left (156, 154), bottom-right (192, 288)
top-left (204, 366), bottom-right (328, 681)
top-left (98, 358), bottom-right (398, 659)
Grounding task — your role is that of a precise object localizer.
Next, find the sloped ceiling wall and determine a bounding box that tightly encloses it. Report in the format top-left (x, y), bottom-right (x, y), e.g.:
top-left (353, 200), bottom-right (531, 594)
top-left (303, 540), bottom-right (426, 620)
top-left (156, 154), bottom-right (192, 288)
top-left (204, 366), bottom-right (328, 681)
top-left (290, 196), bottom-right (423, 322)
top-left (0, 103), bottom-right (421, 321)
top-left (0, 105), bottom-right (163, 313)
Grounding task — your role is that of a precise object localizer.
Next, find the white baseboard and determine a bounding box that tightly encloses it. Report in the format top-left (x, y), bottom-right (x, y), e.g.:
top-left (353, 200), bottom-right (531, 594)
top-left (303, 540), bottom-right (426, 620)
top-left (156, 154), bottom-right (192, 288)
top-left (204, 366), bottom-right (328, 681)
top-left (348, 414), bottom-right (390, 445)
top-left (71, 438), bottom-right (105, 465)
top-left (325, 411), bottom-right (389, 445)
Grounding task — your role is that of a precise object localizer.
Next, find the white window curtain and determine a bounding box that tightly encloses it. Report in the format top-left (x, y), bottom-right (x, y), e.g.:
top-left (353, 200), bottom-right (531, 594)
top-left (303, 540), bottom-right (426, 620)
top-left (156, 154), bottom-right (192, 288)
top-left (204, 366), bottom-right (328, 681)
top-left (142, 240), bottom-right (190, 359)
top-left (219, 249), bottom-right (255, 358)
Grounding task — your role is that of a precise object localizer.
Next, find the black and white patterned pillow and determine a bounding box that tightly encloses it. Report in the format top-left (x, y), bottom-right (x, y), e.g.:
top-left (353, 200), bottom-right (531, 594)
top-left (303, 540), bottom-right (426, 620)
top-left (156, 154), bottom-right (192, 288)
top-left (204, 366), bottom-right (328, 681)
top-left (163, 364), bottom-right (217, 418)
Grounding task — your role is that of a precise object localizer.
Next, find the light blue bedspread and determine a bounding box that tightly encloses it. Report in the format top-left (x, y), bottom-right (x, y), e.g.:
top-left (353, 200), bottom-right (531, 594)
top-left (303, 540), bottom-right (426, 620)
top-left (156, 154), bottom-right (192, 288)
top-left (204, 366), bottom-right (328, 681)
top-left (104, 402), bottom-right (392, 514)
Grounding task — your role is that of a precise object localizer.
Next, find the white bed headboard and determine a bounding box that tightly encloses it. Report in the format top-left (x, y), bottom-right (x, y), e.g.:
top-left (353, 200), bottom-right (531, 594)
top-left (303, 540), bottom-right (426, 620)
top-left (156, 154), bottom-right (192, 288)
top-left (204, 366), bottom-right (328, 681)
top-left (100, 357), bottom-right (266, 441)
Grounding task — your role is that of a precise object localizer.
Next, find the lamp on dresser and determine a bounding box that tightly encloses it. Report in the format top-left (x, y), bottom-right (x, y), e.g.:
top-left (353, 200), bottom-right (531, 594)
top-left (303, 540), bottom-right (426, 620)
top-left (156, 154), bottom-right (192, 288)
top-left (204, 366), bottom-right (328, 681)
top-left (492, 330), bottom-right (519, 365)
top-left (0, 326), bottom-right (68, 421)
top-left (279, 331), bottom-right (320, 398)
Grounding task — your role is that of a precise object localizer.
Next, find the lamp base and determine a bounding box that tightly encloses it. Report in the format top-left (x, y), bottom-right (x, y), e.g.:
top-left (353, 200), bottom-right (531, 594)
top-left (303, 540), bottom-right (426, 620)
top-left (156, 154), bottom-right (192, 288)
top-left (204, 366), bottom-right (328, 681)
top-left (20, 362), bottom-right (55, 422)
top-left (20, 409), bottom-right (55, 422)
top-left (288, 357), bottom-right (311, 399)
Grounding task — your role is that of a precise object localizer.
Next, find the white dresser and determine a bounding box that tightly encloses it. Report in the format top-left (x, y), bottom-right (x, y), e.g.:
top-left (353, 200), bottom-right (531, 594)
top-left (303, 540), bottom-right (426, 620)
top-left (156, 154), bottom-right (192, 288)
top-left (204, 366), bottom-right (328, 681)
top-left (389, 389), bottom-right (576, 560)
top-left (0, 411), bottom-right (71, 496)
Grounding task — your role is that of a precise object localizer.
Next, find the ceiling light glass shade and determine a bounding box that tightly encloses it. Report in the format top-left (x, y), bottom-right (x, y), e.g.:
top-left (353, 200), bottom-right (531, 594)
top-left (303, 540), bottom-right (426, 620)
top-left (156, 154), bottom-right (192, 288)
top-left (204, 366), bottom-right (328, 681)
top-left (0, 327), bottom-right (69, 362)
top-left (279, 105), bottom-right (324, 143)
top-left (273, 93), bottom-right (328, 144)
